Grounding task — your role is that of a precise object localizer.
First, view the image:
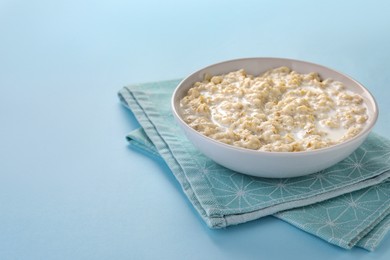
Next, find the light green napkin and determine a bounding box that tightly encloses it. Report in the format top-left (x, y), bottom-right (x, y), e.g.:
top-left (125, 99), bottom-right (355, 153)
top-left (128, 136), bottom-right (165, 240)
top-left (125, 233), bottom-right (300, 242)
top-left (118, 80), bottom-right (390, 250)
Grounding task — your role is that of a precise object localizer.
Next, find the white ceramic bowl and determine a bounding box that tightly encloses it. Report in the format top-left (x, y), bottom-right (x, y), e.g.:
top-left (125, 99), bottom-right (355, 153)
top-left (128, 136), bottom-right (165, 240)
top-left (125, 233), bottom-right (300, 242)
top-left (171, 58), bottom-right (378, 178)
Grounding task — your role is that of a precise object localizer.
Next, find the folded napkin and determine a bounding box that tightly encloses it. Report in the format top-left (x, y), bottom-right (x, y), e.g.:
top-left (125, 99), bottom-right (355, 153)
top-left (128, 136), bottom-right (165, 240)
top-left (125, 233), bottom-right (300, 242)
top-left (118, 80), bottom-right (390, 250)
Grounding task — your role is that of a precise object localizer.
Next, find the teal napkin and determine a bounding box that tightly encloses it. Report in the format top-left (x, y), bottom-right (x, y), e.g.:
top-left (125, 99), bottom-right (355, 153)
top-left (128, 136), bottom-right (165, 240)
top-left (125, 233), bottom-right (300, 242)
top-left (118, 80), bottom-right (390, 250)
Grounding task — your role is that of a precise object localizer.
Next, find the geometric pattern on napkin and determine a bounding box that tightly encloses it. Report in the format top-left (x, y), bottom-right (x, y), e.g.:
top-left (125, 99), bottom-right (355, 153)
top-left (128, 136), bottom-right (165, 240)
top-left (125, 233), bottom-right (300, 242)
top-left (275, 180), bottom-right (390, 249)
top-left (128, 127), bottom-right (390, 250)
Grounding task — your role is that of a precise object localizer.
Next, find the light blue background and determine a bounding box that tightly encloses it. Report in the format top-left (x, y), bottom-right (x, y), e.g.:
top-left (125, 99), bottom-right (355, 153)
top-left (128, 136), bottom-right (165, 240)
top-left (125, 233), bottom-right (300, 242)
top-left (1, 0), bottom-right (390, 259)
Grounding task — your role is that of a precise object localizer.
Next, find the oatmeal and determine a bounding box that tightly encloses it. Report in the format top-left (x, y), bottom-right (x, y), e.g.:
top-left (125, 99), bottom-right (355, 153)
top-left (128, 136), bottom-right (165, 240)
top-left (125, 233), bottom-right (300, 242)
top-left (179, 67), bottom-right (369, 152)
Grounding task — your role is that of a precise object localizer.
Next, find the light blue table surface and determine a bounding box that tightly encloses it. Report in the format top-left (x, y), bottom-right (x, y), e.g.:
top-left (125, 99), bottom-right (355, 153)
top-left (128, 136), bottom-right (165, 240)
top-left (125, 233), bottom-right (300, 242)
top-left (1, 0), bottom-right (390, 259)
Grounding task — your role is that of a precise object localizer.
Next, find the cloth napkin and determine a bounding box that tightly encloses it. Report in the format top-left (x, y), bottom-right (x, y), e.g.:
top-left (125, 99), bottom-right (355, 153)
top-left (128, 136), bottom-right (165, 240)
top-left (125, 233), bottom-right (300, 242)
top-left (118, 79), bottom-right (390, 251)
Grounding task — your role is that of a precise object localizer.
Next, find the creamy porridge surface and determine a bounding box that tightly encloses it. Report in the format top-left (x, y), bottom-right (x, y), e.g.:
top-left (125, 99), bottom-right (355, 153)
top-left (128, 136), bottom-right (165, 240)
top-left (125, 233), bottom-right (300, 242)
top-left (179, 67), bottom-right (368, 152)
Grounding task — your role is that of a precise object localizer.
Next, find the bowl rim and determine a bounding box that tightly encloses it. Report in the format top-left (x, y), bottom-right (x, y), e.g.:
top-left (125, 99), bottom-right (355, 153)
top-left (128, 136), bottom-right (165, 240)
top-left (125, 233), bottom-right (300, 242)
top-left (171, 57), bottom-right (379, 156)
